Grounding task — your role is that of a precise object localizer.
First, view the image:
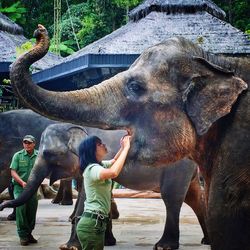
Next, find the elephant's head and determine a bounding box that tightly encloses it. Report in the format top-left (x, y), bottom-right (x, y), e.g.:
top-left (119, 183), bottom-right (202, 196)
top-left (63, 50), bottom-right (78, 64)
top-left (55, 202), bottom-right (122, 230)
top-left (10, 25), bottom-right (248, 168)
top-left (38, 123), bottom-right (87, 184)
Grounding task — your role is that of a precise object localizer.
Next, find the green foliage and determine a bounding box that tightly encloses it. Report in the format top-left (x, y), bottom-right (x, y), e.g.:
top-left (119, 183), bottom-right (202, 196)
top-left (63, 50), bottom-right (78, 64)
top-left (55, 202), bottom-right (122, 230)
top-left (0, 79), bottom-right (11, 97)
top-left (196, 36), bottom-right (204, 44)
top-left (60, 17), bottom-right (82, 41)
top-left (0, 78), bottom-right (19, 111)
top-left (245, 28), bottom-right (250, 40)
top-left (0, 1), bottom-right (26, 24)
top-left (2, 79), bottom-right (11, 85)
top-left (15, 41), bottom-right (36, 72)
top-left (63, 2), bottom-right (89, 20)
top-left (48, 3), bottom-right (86, 55)
top-left (16, 41), bottom-right (33, 58)
top-left (0, 79), bottom-right (12, 98)
top-left (76, 0), bottom-right (128, 48)
top-left (112, 0), bottom-right (141, 9)
top-left (49, 41), bottom-right (75, 57)
top-left (213, 0), bottom-right (250, 32)
top-left (15, 0), bottom-right (58, 38)
top-left (78, 12), bottom-right (110, 47)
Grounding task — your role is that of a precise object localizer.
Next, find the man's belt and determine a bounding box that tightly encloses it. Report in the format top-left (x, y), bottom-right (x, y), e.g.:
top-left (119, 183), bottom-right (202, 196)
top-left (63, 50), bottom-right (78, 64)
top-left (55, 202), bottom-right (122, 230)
top-left (83, 212), bottom-right (109, 223)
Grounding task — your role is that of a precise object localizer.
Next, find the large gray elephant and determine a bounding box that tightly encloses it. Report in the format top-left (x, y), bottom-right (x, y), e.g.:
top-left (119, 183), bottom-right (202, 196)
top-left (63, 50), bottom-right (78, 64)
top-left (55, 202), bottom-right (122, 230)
top-left (3, 25), bottom-right (250, 249)
top-left (1, 122), bottom-right (208, 250)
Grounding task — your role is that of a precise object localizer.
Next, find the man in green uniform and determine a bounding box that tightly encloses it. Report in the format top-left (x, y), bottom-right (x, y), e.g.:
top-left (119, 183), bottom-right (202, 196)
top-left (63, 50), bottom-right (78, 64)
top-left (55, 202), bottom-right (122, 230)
top-left (10, 134), bottom-right (38, 246)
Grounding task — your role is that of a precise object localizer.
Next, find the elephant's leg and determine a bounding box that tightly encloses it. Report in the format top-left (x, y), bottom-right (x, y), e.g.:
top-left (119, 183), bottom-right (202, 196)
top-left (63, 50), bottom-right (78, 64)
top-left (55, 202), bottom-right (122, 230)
top-left (110, 181), bottom-right (119, 219)
top-left (154, 162), bottom-right (196, 250)
top-left (69, 176), bottom-right (83, 221)
top-left (69, 201), bottom-right (77, 222)
top-left (184, 173), bottom-right (210, 245)
top-left (52, 180), bottom-right (64, 204)
top-left (52, 179), bottom-right (73, 205)
top-left (61, 179), bottom-right (73, 205)
top-left (7, 182), bottom-right (16, 221)
top-left (59, 184), bottom-right (84, 250)
top-left (0, 169), bottom-right (11, 214)
top-left (207, 170), bottom-right (250, 250)
top-left (104, 214), bottom-right (116, 246)
top-left (111, 196), bottom-right (119, 219)
top-left (105, 194), bottom-right (117, 246)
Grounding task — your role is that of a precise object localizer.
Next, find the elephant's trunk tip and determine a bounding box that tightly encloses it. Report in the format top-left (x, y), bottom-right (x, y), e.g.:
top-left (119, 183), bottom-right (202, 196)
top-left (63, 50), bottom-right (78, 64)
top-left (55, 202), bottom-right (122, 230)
top-left (0, 200), bottom-right (12, 211)
top-left (38, 24), bottom-right (46, 30)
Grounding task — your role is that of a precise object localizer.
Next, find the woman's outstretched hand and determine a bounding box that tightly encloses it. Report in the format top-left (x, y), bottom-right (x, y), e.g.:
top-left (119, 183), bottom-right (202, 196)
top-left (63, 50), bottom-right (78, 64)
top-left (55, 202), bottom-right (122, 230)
top-left (120, 135), bottom-right (131, 150)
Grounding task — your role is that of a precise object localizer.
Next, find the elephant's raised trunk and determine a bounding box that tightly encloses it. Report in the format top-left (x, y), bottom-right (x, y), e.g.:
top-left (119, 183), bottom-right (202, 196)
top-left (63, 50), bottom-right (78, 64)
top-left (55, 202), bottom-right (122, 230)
top-left (0, 157), bottom-right (50, 210)
top-left (10, 25), bottom-right (127, 130)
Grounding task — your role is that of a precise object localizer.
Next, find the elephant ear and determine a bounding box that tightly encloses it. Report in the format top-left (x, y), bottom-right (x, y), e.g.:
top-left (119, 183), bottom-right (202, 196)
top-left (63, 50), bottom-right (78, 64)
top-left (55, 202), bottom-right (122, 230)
top-left (183, 57), bottom-right (248, 136)
top-left (67, 126), bottom-right (88, 155)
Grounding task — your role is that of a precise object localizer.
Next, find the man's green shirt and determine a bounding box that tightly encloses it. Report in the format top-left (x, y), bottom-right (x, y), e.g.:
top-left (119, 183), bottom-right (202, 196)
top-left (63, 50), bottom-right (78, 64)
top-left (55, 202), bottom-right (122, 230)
top-left (10, 149), bottom-right (38, 185)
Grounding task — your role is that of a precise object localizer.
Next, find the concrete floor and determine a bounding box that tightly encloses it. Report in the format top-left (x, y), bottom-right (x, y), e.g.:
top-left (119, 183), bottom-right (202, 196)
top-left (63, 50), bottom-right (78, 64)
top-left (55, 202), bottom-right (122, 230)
top-left (0, 198), bottom-right (211, 250)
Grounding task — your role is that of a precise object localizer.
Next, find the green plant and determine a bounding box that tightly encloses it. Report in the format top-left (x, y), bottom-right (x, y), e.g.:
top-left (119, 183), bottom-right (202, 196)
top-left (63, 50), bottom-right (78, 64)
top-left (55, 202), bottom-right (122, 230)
top-left (16, 41), bottom-right (33, 58)
top-left (2, 79), bottom-right (11, 85)
top-left (49, 40), bottom-right (75, 56)
top-left (0, 1), bottom-right (26, 24)
top-left (246, 30), bottom-right (250, 40)
top-left (0, 79), bottom-right (13, 96)
top-left (197, 36), bottom-right (204, 44)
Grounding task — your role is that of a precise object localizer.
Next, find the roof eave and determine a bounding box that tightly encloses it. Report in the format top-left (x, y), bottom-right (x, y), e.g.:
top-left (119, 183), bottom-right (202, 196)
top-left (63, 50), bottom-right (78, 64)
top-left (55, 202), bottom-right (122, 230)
top-left (32, 54), bottom-right (139, 84)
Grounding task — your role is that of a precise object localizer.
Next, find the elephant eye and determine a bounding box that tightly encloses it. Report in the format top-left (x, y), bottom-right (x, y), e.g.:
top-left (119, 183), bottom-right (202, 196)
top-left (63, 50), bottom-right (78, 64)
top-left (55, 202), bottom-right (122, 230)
top-left (127, 81), bottom-right (146, 96)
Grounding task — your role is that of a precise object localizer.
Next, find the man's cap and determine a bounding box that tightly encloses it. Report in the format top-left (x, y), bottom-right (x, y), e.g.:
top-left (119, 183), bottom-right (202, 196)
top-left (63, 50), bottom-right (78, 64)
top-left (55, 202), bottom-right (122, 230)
top-left (23, 135), bottom-right (36, 143)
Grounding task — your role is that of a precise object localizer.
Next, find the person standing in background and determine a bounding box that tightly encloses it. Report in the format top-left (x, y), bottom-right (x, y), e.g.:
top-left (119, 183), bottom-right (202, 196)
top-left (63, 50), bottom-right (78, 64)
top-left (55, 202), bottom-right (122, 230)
top-left (10, 135), bottom-right (38, 246)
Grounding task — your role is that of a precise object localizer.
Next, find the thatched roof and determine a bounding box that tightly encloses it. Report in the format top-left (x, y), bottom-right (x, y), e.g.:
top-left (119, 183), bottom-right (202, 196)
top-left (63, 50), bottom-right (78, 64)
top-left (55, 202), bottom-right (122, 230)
top-left (0, 13), bottom-right (61, 71)
top-left (62, 0), bottom-right (249, 64)
top-left (129, 0), bottom-right (226, 21)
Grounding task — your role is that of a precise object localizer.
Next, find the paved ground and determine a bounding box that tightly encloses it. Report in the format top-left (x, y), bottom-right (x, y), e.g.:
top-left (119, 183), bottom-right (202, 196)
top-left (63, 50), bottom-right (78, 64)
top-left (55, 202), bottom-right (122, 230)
top-left (0, 198), bottom-right (211, 250)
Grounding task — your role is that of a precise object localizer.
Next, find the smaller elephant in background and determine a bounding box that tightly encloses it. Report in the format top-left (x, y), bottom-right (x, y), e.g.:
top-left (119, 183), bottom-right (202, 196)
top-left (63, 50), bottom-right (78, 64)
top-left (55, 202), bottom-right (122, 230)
top-left (0, 109), bottom-right (80, 221)
top-left (1, 123), bottom-right (209, 250)
top-left (0, 109), bottom-right (57, 220)
top-left (0, 109), bottom-right (56, 195)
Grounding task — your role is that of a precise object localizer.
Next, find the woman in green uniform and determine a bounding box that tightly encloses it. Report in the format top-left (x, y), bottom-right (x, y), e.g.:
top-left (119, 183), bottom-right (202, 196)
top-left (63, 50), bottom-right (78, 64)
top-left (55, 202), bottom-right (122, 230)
top-left (76, 134), bottom-right (131, 250)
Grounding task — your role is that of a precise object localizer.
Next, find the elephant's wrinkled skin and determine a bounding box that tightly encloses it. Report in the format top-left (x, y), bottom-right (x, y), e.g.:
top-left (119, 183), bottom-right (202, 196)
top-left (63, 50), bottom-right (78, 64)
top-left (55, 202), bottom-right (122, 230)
top-left (5, 25), bottom-right (250, 249)
top-left (2, 123), bottom-right (208, 250)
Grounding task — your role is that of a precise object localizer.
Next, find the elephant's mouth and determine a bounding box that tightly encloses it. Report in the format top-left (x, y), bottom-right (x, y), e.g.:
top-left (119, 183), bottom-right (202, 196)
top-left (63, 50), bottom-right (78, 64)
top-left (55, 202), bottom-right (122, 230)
top-left (126, 128), bottom-right (134, 136)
